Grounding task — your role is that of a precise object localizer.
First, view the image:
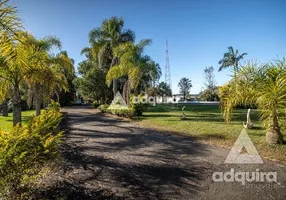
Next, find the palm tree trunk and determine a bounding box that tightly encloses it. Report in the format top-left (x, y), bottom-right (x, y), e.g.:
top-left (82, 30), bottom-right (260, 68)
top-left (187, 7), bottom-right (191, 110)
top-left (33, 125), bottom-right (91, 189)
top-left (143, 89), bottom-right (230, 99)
top-left (123, 80), bottom-right (130, 106)
top-left (2, 98), bottom-right (8, 117)
top-left (12, 85), bottom-right (22, 126)
top-left (55, 91), bottom-right (60, 102)
top-left (266, 115), bottom-right (284, 144)
top-left (234, 62), bottom-right (238, 82)
top-left (35, 83), bottom-right (41, 116)
top-left (27, 86), bottom-right (33, 109)
top-left (113, 79), bottom-right (117, 97)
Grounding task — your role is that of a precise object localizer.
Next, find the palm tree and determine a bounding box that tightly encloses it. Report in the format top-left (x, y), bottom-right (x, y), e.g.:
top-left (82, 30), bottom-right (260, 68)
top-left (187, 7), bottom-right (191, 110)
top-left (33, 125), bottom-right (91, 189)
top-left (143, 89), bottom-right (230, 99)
top-left (87, 17), bottom-right (135, 97)
top-left (0, 0), bottom-right (22, 36)
top-left (106, 39), bottom-right (151, 105)
top-left (24, 36), bottom-right (62, 116)
top-left (0, 32), bottom-right (33, 126)
top-left (178, 77), bottom-right (192, 101)
top-left (0, 78), bottom-right (10, 116)
top-left (0, 0), bottom-right (22, 117)
top-left (219, 59), bottom-right (286, 144)
top-left (218, 46), bottom-right (247, 79)
top-left (140, 61), bottom-right (161, 90)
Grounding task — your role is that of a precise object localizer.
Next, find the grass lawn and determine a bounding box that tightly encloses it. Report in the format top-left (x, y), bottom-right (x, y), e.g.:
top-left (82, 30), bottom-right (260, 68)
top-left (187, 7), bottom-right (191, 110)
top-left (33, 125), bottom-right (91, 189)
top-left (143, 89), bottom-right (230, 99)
top-left (138, 104), bottom-right (286, 163)
top-left (0, 110), bottom-right (36, 132)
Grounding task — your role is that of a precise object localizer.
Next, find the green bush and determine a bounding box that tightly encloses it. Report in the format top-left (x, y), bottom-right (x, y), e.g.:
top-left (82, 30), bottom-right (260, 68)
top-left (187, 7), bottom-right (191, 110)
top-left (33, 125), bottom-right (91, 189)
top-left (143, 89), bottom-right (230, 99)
top-left (47, 99), bottom-right (61, 112)
top-left (98, 104), bottom-right (109, 113)
top-left (130, 94), bottom-right (148, 117)
top-left (98, 93), bottom-right (149, 118)
top-left (0, 105), bottom-right (63, 199)
top-left (98, 104), bottom-right (134, 118)
top-left (92, 101), bottom-right (100, 108)
top-left (108, 108), bottom-right (134, 118)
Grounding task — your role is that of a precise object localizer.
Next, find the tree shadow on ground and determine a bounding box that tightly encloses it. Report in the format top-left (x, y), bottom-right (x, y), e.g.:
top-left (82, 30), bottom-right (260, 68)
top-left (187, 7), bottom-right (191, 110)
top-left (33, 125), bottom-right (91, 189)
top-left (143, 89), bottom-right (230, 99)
top-left (34, 106), bottom-right (213, 199)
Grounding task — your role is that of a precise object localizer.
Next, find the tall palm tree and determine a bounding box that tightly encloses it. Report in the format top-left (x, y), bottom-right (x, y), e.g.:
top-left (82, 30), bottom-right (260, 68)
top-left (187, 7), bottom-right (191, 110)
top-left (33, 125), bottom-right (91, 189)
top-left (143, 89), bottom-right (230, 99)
top-left (178, 77), bottom-right (192, 101)
top-left (0, 0), bottom-right (22, 117)
top-left (0, 0), bottom-right (22, 36)
top-left (0, 78), bottom-right (10, 116)
top-left (0, 31), bottom-right (33, 126)
top-left (219, 59), bottom-right (286, 144)
top-left (87, 17), bottom-right (135, 97)
top-left (218, 46), bottom-right (247, 79)
top-left (106, 39), bottom-right (151, 105)
top-left (25, 36), bottom-right (62, 116)
top-left (140, 61), bottom-right (161, 90)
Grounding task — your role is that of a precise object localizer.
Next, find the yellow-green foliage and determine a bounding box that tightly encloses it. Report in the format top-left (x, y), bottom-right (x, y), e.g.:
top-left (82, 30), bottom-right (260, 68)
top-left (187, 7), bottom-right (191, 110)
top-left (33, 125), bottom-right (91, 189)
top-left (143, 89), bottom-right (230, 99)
top-left (47, 99), bottom-right (61, 112)
top-left (0, 106), bottom-right (63, 199)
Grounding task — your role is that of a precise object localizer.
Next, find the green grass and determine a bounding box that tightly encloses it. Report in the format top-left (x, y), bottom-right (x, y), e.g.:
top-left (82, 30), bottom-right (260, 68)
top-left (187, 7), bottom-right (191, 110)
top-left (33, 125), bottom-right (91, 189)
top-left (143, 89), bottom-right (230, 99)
top-left (0, 110), bottom-right (36, 131)
top-left (138, 104), bottom-right (286, 162)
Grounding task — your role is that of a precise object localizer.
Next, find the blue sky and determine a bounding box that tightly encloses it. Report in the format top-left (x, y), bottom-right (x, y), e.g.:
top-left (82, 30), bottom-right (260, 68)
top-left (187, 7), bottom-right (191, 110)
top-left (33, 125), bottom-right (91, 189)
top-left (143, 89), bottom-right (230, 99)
top-left (15, 0), bottom-right (285, 94)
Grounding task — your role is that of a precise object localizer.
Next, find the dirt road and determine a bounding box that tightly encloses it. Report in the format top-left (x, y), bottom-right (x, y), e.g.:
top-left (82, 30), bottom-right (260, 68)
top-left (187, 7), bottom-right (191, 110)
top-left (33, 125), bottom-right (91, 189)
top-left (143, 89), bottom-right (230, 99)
top-left (35, 106), bottom-right (286, 200)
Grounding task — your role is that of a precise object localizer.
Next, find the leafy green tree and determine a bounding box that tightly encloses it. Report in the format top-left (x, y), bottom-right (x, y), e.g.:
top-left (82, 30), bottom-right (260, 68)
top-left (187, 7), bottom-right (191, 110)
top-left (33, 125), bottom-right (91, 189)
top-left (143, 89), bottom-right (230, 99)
top-left (200, 87), bottom-right (219, 101)
top-left (219, 59), bottom-right (286, 144)
top-left (0, 32), bottom-right (33, 126)
top-left (200, 66), bottom-right (219, 101)
top-left (25, 36), bottom-right (62, 116)
top-left (0, 0), bottom-right (22, 36)
top-left (218, 46), bottom-right (247, 79)
top-left (56, 51), bottom-right (76, 106)
top-left (86, 17), bottom-right (135, 97)
top-left (157, 82), bottom-right (172, 96)
top-left (178, 77), bottom-right (192, 101)
top-left (74, 60), bottom-right (112, 103)
top-left (0, 79), bottom-right (10, 116)
top-left (0, 0), bottom-right (22, 117)
top-left (106, 39), bottom-right (152, 105)
top-left (204, 66), bottom-right (216, 89)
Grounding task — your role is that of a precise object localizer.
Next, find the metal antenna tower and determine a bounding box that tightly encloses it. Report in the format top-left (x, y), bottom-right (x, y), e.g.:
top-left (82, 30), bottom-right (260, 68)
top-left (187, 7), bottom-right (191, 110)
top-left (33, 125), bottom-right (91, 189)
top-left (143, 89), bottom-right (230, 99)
top-left (165, 40), bottom-right (172, 91)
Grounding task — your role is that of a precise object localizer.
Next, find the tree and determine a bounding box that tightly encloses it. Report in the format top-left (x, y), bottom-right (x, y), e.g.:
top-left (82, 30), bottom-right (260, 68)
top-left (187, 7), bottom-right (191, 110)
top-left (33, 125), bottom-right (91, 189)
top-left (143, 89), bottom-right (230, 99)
top-left (219, 59), bottom-right (286, 144)
top-left (0, 0), bottom-right (22, 36)
top-left (0, 78), bottom-right (10, 116)
top-left (87, 17), bottom-right (135, 97)
top-left (0, 32), bottom-right (33, 126)
top-left (200, 66), bottom-right (219, 101)
top-left (157, 82), bottom-right (172, 97)
top-left (74, 60), bottom-right (113, 104)
top-left (204, 66), bottom-right (216, 90)
top-left (200, 87), bottom-right (219, 101)
top-left (25, 36), bottom-right (62, 116)
top-left (106, 39), bottom-right (152, 105)
top-left (56, 51), bottom-right (76, 106)
top-left (178, 77), bottom-right (192, 101)
top-left (140, 61), bottom-right (161, 90)
top-left (218, 46), bottom-right (247, 79)
top-left (0, 0), bottom-right (22, 117)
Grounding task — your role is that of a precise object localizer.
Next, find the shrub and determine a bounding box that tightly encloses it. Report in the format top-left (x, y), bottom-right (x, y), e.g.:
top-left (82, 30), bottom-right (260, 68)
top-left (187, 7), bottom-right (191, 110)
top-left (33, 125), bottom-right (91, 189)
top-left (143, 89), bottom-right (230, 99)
top-left (98, 104), bottom-right (109, 113)
top-left (0, 105), bottom-right (63, 199)
top-left (47, 99), bottom-right (61, 112)
top-left (92, 101), bottom-right (100, 108)
top-left (130, 94), bottom-right (148, 117)
top-left (108, 108), bottom-right (134, 118)
top-left (98, 104), bottom-right (134, 118)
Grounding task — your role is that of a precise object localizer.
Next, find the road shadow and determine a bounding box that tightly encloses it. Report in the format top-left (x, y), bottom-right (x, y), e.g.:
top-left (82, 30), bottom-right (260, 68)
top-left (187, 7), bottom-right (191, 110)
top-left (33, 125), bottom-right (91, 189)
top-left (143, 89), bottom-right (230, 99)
top-left (37, 106), bottom-right (213, 199)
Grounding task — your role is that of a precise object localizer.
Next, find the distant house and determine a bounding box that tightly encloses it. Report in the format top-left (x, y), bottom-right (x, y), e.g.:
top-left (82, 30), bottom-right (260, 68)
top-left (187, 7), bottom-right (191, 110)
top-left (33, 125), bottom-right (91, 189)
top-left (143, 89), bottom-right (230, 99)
top-left (172, 94), bottom-right (200, 102)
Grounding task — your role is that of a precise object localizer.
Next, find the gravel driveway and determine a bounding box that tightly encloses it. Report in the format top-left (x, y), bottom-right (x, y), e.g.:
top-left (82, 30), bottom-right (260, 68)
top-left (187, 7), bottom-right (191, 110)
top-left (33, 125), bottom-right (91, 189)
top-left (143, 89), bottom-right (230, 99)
top-left (34, 106), bottom-right (286, 200)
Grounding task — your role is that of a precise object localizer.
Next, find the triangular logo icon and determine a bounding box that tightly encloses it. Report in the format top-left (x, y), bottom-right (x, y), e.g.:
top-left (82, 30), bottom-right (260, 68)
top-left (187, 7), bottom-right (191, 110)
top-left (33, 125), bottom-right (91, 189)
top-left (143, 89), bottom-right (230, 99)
top-left (109, 92), bottom-right (128, 109)
top-left (224, 128), bottom-right (263, 164)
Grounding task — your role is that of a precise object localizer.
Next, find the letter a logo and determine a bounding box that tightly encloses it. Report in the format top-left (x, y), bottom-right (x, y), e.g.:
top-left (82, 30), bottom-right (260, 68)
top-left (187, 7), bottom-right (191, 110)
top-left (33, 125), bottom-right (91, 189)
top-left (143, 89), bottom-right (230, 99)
top-left (224, 128), bottom-right (263, 164)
